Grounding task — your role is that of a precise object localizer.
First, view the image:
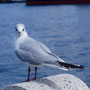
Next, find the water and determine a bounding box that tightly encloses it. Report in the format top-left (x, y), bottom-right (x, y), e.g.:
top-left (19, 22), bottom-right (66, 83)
top-left (0, 3), bottom-right (90, 88)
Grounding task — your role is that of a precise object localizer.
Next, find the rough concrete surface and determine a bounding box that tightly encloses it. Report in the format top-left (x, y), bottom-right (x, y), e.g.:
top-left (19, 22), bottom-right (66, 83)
top-left (4, 74), bottom-right (89, 90)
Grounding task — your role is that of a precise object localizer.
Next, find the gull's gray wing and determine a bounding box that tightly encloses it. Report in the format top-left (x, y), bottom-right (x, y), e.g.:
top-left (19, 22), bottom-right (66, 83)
top-left (17, 37), bottom-right (64, 65)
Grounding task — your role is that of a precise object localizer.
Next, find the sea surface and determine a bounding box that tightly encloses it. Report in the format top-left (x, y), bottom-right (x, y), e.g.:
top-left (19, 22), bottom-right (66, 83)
top-left (0, 3), bottom-right (90, 88)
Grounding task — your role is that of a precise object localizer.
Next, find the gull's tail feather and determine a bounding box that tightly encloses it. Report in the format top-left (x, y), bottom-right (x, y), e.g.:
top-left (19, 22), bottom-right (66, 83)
top-left (57, 61), bottom-right (84, 69)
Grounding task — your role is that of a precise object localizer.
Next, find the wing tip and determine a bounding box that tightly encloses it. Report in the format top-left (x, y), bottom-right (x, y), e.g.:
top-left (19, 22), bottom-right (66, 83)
top-left (57, 61), bottom-right (84, 69)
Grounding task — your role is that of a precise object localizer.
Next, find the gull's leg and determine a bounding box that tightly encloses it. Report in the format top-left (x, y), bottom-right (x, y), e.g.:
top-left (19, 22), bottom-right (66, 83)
top-left (33, 67), bottom-right (37, 80)
top-left (26, 65), bottom-right (30, 81)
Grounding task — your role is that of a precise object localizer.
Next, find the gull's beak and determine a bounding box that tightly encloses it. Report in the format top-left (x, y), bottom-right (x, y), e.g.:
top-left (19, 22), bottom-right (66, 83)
top-left (18, 31), bottom-right (21, 35)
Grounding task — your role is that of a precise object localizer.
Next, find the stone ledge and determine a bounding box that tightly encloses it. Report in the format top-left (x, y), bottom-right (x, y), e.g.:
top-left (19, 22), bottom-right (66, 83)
top-left (4, 74), bottom-right (89, 90)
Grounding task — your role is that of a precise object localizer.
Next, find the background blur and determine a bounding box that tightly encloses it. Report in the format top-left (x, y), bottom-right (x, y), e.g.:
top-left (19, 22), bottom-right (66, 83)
top-left (0, 3), bottom-right (90, 88)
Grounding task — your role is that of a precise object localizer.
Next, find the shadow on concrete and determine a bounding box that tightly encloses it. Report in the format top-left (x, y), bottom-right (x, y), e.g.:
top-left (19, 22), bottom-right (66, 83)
top-left (35, 78), bottom-right (61, 90)
top-left (4, 86), bottom-right (26, 90)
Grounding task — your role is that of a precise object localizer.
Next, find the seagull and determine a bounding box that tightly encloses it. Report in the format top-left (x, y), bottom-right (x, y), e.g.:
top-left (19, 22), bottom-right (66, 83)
top-left (15, 24), bottom-right (84, 81)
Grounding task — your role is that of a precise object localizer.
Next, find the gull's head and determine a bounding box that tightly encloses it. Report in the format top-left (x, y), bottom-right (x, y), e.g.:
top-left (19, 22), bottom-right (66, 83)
top-left (15, 24), bottom-right (27, 36)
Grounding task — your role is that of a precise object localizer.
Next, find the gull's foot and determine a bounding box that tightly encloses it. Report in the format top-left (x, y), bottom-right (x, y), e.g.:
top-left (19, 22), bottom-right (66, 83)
top-left (25, 79), bottom-right (30, 82)
top-left (33, 77), bottom-right (36, 80)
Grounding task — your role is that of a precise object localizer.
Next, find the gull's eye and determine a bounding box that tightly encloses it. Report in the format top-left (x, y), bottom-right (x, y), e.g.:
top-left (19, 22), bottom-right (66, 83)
top-left (22, 29), bottom-right (24, 31)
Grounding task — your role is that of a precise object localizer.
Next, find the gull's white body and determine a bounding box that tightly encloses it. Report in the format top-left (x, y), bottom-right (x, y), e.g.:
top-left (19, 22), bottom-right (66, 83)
top-left (15, 24), bottom-right (67, 70)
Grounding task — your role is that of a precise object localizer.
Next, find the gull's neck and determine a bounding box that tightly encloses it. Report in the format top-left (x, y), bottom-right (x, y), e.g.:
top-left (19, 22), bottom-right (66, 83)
top-left (19, 31), bottom-right (28, 37)
top-left (18, 32), bottom-right (29, 43)
top-left (15, 32), bottom-right (28, 49)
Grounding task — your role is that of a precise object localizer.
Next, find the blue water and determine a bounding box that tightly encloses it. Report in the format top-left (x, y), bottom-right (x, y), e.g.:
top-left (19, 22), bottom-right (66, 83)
top-left (0, 3), bottom-right (90, 88)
